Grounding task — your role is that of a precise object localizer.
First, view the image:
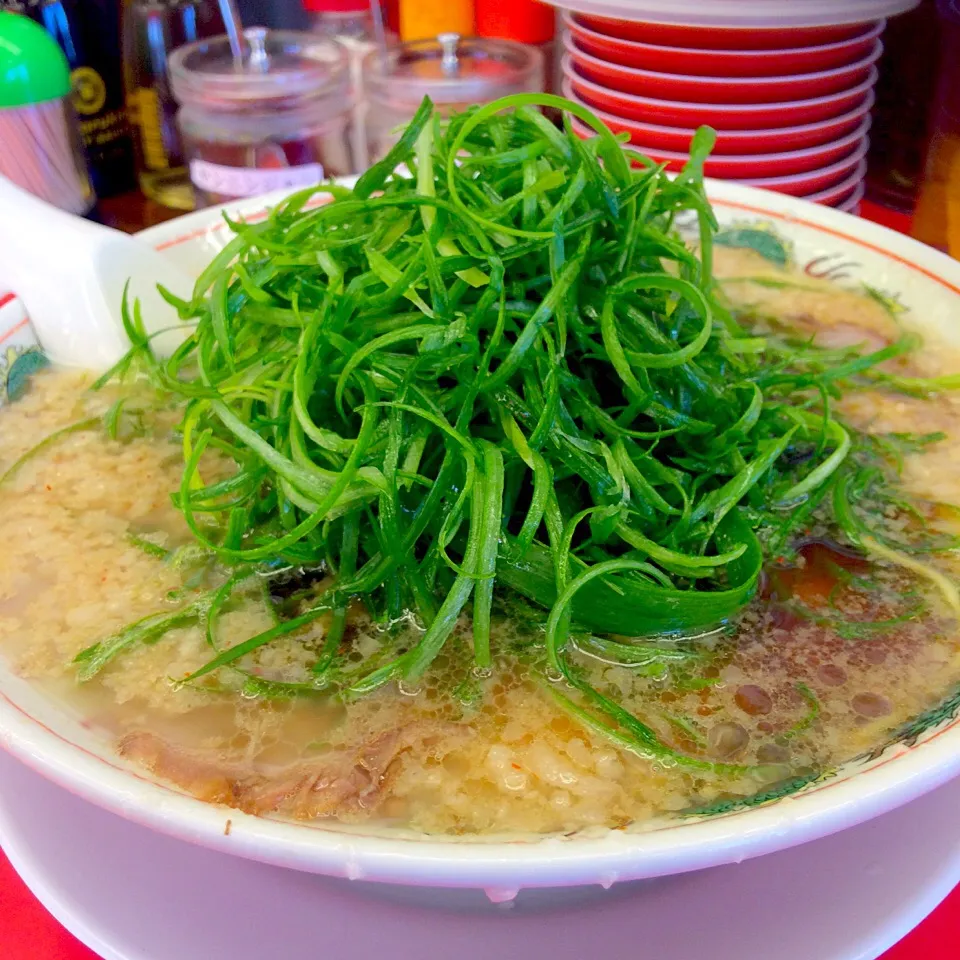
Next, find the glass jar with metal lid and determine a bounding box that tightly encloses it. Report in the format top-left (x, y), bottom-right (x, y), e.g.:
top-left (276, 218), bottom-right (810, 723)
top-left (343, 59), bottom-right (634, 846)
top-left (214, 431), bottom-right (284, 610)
top-left (169, 27), bottom-right (357, 207)
top-left (362, 33), bottom-right (544, 162)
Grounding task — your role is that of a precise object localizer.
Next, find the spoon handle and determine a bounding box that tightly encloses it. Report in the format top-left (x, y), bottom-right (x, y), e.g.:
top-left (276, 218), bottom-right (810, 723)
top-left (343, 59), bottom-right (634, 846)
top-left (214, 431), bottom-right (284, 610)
top-left (218, 0), bottom-right (246, 64)
top-left (0, 175), bottom-right (192, 370)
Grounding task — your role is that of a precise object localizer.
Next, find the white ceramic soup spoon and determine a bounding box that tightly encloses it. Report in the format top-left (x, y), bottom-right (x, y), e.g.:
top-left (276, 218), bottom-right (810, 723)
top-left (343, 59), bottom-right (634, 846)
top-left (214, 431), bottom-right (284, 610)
top-left (0, 175), bottom-right (194, 370)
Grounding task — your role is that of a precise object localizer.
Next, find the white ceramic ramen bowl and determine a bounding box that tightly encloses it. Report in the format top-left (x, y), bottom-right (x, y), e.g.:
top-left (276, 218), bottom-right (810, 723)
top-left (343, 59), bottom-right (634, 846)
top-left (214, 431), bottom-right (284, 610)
top-left (2, 181), bottom-right (960, 898)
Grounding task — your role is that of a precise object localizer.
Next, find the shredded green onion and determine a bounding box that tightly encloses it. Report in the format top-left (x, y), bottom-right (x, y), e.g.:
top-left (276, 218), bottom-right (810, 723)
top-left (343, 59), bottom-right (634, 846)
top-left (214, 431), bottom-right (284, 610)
top-left (33, 92), bottom-right (956, 769)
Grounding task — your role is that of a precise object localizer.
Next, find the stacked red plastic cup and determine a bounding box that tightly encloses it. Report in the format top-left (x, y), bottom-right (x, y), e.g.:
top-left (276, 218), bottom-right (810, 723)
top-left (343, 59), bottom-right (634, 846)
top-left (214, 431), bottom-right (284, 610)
top-left (550, 0), bottom-right (923, 212)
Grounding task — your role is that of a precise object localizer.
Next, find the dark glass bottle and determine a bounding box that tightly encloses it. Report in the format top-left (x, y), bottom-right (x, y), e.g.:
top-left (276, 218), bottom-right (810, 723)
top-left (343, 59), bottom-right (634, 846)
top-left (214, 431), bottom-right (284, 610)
top-left (866, 0), bottom-right (941, 212)
top-left (32, 0), bottom-right (136, 197)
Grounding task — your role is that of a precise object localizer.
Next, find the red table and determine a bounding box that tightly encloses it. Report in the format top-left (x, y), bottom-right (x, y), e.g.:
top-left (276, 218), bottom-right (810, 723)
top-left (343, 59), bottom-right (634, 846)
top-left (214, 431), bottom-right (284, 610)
top-left (1, 198), bottom-right (957, 959)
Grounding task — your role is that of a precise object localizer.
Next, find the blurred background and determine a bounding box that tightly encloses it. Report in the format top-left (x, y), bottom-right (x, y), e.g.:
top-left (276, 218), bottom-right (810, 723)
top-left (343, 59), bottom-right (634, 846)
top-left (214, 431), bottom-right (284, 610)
top-left (0, 0), bottom-right (957, 250)
top-left (236, 0), bottom-right (309, 29)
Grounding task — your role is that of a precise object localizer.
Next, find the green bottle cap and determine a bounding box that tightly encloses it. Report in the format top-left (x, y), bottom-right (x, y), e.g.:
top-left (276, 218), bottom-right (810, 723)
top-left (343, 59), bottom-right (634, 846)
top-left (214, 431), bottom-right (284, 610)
top-left (0, 11), bottom-right (71, 109)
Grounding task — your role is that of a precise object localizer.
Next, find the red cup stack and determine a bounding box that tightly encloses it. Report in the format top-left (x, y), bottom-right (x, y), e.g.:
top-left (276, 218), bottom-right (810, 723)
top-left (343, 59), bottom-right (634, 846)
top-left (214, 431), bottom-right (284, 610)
top-left (552, 0), bottom-right (923, 213)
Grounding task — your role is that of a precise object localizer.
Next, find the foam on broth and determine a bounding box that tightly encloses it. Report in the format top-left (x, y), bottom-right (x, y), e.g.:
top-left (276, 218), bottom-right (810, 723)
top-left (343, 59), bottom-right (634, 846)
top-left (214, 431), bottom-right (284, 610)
top-left (3, 250), bottom-right (960, 837)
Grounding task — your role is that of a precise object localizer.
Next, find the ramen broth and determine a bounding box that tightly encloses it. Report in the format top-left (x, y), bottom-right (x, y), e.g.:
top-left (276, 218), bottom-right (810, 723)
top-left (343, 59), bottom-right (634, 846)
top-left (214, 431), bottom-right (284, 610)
top-left (2, 251), bottom-right (960, 836)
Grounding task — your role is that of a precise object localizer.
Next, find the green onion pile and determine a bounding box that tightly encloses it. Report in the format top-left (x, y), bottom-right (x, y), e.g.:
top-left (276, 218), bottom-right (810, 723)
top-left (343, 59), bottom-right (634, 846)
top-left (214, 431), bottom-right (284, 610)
top-left (71, 93), bottom-right (959, 762)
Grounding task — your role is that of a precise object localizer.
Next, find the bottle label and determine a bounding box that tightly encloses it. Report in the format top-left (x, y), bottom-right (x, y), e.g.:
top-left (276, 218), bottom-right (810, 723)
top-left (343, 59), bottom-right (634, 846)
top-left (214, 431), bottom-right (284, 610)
top-left (132, 88), bottom-right (170, 171)
top-left (189, 160), bottom-right (325, 199)
top-left (71, 68), bottom-right (127, 162)
top-left (71, 66), bottom-right (107, 116)
top-left (77, 109), bottom-right (129, 150)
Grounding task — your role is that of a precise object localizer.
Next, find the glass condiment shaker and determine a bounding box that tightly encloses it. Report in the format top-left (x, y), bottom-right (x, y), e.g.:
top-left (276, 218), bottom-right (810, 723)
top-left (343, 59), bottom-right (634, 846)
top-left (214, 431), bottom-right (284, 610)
top-left (304, 0), bottom-right (378, 40)
top-left (168, 26), bottom-right (356, 208)
top-left (303, 0), bottom-right (395, 173)
top-left (363, 32), bottom-right (543, 163)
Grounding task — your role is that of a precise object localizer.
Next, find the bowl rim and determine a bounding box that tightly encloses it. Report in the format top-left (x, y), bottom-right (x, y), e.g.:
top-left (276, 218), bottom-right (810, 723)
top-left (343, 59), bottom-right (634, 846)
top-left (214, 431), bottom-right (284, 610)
top-left (574, 11), bottom-right (879, 39)
top-left (738, 138), bottom-right (870, 187)
top-left (562, 56), bottom-right (881, 114)
top-left (802, 159), bottom-right (868, 203)
top-left (571, 115), bottom-right (871, 168)
top-left (562, 32), bottom-right (884, 87)
top-left (561, 78), bottom-right (875, 142)
top-left (3, 180), bottom-right (960, 890)
top-left (562, 11), bottom-right (886, 59)
top-left (836, 179), bottom-right (867, 211)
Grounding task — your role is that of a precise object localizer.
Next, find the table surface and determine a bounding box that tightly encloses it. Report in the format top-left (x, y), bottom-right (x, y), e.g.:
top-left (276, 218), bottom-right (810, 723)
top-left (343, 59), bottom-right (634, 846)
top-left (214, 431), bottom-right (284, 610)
top-left (0, 192), bottom-right (956, 959)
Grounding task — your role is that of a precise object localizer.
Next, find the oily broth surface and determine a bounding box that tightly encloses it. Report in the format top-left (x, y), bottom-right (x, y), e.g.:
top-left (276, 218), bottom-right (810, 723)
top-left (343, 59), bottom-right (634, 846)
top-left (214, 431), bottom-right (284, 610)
top-left (2, 256), bottom-right (960, 835)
